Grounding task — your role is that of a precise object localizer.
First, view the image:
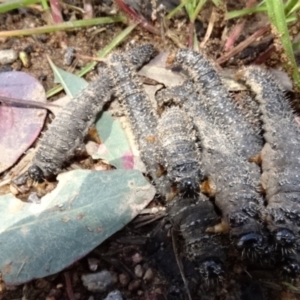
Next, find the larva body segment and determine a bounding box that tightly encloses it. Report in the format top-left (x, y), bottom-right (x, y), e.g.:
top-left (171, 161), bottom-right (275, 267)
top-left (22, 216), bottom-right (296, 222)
top-left (30, 66), bottom-right (113, 180)
top-left (157, 106), bottom-right (203, 195)
top-left (172, 49), bottom-right (263, 159)
top-left (108, 51), bottom-right (170, 197)
top-left (241, 66), bottom-right (300, 259)
top-left (157, 83), bottom-right (267, 259)
top-left (231, 90), bottom-right (263, 133)
top-left (168, 194), bottom-right (227, 285)
top-left (28, 45), bottom-right (156, 181)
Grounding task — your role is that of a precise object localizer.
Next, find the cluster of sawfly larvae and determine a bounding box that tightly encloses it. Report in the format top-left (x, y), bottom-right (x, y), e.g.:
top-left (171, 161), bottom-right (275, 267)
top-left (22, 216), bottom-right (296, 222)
top-left (25, 44), bottom-right (300, 287)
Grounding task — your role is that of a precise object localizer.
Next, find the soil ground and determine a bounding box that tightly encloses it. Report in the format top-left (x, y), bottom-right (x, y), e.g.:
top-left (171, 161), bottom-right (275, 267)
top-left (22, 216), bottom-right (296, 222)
top-left (0, 0), bottom-right (300, 299)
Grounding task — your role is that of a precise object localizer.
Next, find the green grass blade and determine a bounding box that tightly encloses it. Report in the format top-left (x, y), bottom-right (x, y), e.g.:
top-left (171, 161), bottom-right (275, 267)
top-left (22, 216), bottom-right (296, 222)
top-left (0, 16), bottom-right (125, 37)
top-left (226, 6), bottom-right (267, 19)
top-left (210, 0), bottom-right (221, 6)
top-left (293, 42), bottom-right (300, 51)
top-left (191, 0), bottom-right (206, 22)
top-left (41, 0), bottom-right (49, 10)
top-left (284, 0), bottom-right (299, 15)
top-left (0, 0), bottom-right (42, 13)
top-left (265, 0), bottom-right (300, 91)
top-left (286, 2), bottom-right (300, 16)
top-left (185, 0), bottom-right (195, 20)
top-left (166, 0), bottom-right (190, 20)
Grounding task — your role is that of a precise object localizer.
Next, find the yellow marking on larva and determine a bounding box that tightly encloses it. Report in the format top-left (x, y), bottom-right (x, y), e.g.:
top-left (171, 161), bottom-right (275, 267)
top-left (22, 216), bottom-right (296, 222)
top-left (248, 153), bottom-right (262, 165)
top-left (201, 178), bottom-right (216, 196)
top-left (206, 220), bottom-right (230, 234)
top-left (146, 135), bottom-right (156, 143)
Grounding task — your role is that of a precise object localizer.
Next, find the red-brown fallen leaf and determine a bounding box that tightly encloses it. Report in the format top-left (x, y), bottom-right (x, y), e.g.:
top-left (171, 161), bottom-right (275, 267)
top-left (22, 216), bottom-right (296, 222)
top-left (0, 71), bottom-right (47, 174)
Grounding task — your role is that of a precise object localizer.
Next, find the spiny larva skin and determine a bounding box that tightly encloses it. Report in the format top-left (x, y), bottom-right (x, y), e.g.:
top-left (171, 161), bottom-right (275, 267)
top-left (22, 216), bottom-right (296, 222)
top-left (108, 51), bottom-right (170, 197)
top-left (168, 194), bottom-right (227, 286)
top-left (231, 90), bottom-right (263, 133)
top-left (28, 44), bottom-right (156, 182)
top-left (241, 66), bottom-right (300, 274)
top-left (157, 106), bottom-right (203, 196)
top-left (172, 49), bottom-right (263, 159)
top-left (156, 83), bottom-right (268, 260)
top-left (29, 66), bottom-right (113, 181)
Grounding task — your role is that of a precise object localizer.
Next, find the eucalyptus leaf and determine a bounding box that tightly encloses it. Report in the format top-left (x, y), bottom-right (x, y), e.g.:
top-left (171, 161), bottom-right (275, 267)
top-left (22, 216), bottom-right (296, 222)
top-left (0, 169), bottom-right (155, 284)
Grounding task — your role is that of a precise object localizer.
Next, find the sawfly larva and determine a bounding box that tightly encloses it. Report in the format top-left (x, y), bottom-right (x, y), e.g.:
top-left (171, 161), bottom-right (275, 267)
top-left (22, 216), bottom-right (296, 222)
top-left (240, 66), bottom-right (300, 275)
top-left (156, 82), bottom-right (268, 261)
top-left (108, 48), bottom-right (171, 198)
top-left (157, 106), bottom-right (203, 196)
top-left (28, 44), bottom-right (156, 182)
top-left (168, 194), bottom-right (227, 286)
top-left (169, 49), bottom-right (263, 159)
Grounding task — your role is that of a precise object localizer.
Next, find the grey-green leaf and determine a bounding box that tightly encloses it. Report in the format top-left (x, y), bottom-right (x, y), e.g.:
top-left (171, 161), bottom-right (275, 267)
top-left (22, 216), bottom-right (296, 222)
top-left (94, 112), bottom-right (134, 169)
top-left (47, 55), bottom-right (88, 98)
top-left (0, 169), bottom-right (155, 284)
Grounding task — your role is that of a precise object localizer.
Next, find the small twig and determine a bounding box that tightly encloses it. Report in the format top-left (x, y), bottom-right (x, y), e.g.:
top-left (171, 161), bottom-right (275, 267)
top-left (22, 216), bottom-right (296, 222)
top-left (187, 22), bottom-right (194, 49)
top-left (224, 0), bottom-right (257, 51)
top-left (0, 95), bottom-right (61, 110)
top-left (64, 272), bottom-right (76, 300)
top-left (114, 0), bottom-right (160, 35)
top-left (217, 24), bottom-right (270, 65)
top-left (200, 7), bottom-right (217, 48)
top-left (83, 0), bottom-right (93, 19)
top-left (49, 0), bottom-right (63, 23)
top-left (114, 0), bottom-right (184, 48)
top-left (134, 212), bottom-right (166, 229)
top-left (100, 256), bottom-right (136, 279)
top-left (224, 20), bottom-right (246, 51)
top-left (171, 229), bottom-right (192, 300)
top-left (253, 44), bottom-right (276, 64)
top-left (0, 16), bottom-right (125, 37)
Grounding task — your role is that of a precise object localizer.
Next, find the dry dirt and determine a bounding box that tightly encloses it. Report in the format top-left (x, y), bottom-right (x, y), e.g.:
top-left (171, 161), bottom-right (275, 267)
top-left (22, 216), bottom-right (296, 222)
top-left (0, 0), bottom-right (300, 299)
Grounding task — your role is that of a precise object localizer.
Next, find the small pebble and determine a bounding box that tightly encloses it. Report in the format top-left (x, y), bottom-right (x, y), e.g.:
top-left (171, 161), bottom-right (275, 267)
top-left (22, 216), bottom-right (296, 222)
top-left (27, 192), bottom-right (41, 204)
top-left (19, 51), bottom-right (31, 68)
top-left (87, 258), bottom-right (100, 271)
top-left (143, 268), bottom-right (154, 281)
top-left (119, 273), bottom-right (130, 286)
top-left (104, 290), bottom-right (123, 300)
top-left (134, 264), bottom-right (144, 278)
top-left (128, 280), bottom-right (141, 291)
top-left (0, 49), bottom-right (17, 65)
top-left (81, 270), bottom-right (114, 292)
top-left (63, 47), bottom-right (75, 66)
top-left (132, 253), bottom-right (143, 264)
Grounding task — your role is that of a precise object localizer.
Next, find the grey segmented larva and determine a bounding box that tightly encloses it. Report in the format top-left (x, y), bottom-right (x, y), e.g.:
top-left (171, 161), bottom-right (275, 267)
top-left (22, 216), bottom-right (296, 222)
top-left (156, 82), bottom-right (268, 260)
top-left (241, 66), bottom-right (300, 276)
top-left (167, 194), bottom-right (227, 286)
top-left (170, 49), bottom-right (263, 159)
top-left (108, 50), bottom-right (171, 197)
top-left (28, 44), bottom-right (156, 182)
top-left (157, 106), bottom-right (203, 196)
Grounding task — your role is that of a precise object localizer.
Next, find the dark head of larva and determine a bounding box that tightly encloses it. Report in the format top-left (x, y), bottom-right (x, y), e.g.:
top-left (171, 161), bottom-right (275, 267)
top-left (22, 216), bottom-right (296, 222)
top-left (28, 165), bottom-right (44, 182)
top-left (274, 228), bottom-right (296, 253)
top-left (228, 211), bottom-right (265, 259)
top-left (198, 258), bottom-right (225, 287)
top-left (235, 232), bottom-right (265, 258)
top-left (177, 177), bottom-right (199, 197)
